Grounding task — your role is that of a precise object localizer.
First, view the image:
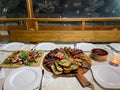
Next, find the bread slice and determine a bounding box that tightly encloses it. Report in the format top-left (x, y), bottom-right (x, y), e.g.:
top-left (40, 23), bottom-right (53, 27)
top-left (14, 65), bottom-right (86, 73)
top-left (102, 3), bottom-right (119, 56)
top-left (54, 61), bottom-right (63, 72)
top-left (51, 65), bottom-right (63, 75)
top-left (64, 64), bottom-right (79, 71)
top-left (58, 58), bottom-right (72, 67)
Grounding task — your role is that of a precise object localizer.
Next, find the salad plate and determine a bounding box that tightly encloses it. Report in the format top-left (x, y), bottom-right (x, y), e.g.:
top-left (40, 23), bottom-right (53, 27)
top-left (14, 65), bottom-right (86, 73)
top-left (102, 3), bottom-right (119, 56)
top-left (34, 42), bottom-right (56, 51)
top-left (75, 43), bottom-right (96, 51)
top-left (0, 42), bottom-right (25, 51)
top-left (0, 50), bottom-right (44, 68)
top-left (91, 65), bottom-right (120, 89)
top-left (4, 67), bottom-right (42, 90)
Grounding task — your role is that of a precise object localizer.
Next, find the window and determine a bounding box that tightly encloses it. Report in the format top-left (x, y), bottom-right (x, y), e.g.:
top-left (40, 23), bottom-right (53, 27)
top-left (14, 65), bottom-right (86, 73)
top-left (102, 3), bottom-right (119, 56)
top-left (0, 0), bottom-right (27, 18)
top-left (33, 0), bottom-right (120, 18)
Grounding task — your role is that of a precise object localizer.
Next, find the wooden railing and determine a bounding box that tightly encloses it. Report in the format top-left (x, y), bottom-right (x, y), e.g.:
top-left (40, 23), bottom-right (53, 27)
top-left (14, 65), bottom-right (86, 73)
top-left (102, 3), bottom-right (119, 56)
top-left (0, 18), bottom-right (120, 30)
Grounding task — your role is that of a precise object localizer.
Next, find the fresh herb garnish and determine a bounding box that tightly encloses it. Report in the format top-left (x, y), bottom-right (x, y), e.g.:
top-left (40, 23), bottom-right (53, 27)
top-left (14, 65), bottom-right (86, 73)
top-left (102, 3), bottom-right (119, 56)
top-left (19, 51), bottom-right (29, 59)
top-left (25, 62), bottom-right (33, 66)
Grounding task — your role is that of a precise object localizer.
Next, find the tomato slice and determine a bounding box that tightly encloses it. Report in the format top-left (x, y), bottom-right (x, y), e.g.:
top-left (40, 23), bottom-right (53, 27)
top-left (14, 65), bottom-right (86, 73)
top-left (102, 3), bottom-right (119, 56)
top-left (73, 54), bottom-right (79, 58)
top-left (55, 52), bottom-right (65, 60)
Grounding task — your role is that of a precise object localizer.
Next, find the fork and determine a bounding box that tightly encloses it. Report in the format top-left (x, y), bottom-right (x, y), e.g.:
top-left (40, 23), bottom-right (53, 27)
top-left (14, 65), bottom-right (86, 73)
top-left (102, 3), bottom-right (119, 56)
top-left (106, 44), bottom-right (119, 53)
top-left (39, 69), bottom-right (44, 90)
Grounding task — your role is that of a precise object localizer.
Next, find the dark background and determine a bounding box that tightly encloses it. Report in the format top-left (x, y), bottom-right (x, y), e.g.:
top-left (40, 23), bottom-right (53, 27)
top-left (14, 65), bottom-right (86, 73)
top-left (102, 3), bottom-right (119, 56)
top-left (0, 0), bottom-right (120, 18)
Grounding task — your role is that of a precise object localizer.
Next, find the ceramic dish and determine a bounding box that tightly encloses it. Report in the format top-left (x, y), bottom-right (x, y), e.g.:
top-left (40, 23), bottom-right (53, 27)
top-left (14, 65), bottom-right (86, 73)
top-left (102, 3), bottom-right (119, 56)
top-left (4, 67), bottom-right (42, 90)
top-left (109, 43), bottom-right (120, 51)
top-left (90, 48), bottom-right (108, 61)
top-left (34, 42), bottom-right (56, 51)
top-left (91, 65), bottom-right (120, 89)
top-left (0, 42), bottom-right (25, 51)
top-left (75, 43), bottom-right (96, 51)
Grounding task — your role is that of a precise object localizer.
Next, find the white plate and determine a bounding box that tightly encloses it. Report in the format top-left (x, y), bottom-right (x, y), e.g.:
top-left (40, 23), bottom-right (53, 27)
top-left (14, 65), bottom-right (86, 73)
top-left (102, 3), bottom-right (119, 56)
top-left (35, 42), bottom-right (56, 51)
top-left (0, 53), bottom-right (9, 64)
top-left (75, 43), bottom-right (96, 51)
top-left (0, 42), bottom-right (25, 51)
top-left (109, 43), bottom-right (120, 51)
top-left (4, 67), bottom-right (42, 90)
top-left (0, 68), bottom-right (5, 79)
top-left (91, 65), bottom-right (120, 89)
top-left (57, 44), bottom-right (74, 48)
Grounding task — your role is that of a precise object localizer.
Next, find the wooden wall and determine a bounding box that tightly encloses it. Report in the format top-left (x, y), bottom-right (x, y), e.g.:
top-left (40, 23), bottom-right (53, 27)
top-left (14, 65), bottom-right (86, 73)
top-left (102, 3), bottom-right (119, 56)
top-left (9, 29), bottom-right (120, 43)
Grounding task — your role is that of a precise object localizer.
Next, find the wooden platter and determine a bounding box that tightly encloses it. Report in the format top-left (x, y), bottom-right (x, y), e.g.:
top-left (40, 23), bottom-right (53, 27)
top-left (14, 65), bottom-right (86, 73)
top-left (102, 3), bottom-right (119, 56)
top-left (0, 50), bottom-right (44, 68)
top-left (43, 54), bottom-right (91, 76)
top-left (43, 47), bottom-right (92, 87)
top-left (43, 47), bottom-right (92, 76)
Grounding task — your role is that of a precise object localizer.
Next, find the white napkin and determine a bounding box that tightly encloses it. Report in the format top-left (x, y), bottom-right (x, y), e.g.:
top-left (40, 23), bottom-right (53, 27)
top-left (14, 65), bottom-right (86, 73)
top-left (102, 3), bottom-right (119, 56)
top-left (33, 68), bottom-right (52, 90)
top-left (0, 68), bottom-right (5, 79)
top-left (42, 69), bottom-right (52, 87)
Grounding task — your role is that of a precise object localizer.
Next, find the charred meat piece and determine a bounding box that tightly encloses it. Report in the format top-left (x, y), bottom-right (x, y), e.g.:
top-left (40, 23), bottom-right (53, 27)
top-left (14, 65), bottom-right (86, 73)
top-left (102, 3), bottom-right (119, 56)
top-left (45, 60), bottom-right (58, 69)
top-left (81, 60), bottom-right (91, 69)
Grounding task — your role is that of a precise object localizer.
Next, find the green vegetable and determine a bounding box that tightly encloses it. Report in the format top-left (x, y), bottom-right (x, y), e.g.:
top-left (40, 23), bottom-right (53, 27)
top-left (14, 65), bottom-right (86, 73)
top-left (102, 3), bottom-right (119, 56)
top-left (3, 60), bottom-right (9, 64)
top-left (3, 61), bottom-right (13, 66)
top-left (19, 51), bottom-right (29, 59)
top-left (25, 62), bottom-right (33, 66)
top-left (37, 50), bottom-right (42, 56)
top-left (63, 51), bottom-right (71, 58)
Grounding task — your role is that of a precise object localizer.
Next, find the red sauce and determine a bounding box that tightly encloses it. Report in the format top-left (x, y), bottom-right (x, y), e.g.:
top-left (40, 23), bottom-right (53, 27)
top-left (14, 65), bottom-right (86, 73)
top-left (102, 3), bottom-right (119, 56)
top-left (92, 49), bottom-right (108, 56)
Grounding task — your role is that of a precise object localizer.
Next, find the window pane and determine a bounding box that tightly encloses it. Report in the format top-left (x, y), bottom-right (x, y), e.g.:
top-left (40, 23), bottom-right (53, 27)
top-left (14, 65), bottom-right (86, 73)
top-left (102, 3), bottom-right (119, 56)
top-left (33, 0), bottom-right (61, 18)
top-left (33, 0), bottom-right (120, 18)
top-left (0, 0), bottom-right (27, 18)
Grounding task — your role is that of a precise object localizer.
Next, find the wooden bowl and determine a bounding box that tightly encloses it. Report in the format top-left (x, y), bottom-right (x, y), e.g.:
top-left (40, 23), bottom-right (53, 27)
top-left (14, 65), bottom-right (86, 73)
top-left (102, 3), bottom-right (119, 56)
top-left (90, 48), bottom-right (108, 61)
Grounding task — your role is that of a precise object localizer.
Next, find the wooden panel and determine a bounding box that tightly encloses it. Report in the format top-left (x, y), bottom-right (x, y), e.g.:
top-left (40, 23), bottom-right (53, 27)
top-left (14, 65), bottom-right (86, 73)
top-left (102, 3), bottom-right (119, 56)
top-left (59, 30), bottom-right (94, 42)
top-left (94, 30), bottom-right (120, 42)
top-left (0, 25), bottom-right (119, 31)
top-left (9, 29), bottom-right (120, 43)
top-left (9, 30), bottom-right (94, 42)
top-left (38, 26), bottom-right (82, 30)
top-left (0, 26), bottom-right (27, 30)
top-left (10, 30), bottom-right (61, 42)
top-left (0, 35), bottom-right (9, 41)
top-left (9, 30), bottom-right (120, 42)
top-left (86, 26), bottom-right (120, 30)
top-left (0, 25), bottom-right (120, 31)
